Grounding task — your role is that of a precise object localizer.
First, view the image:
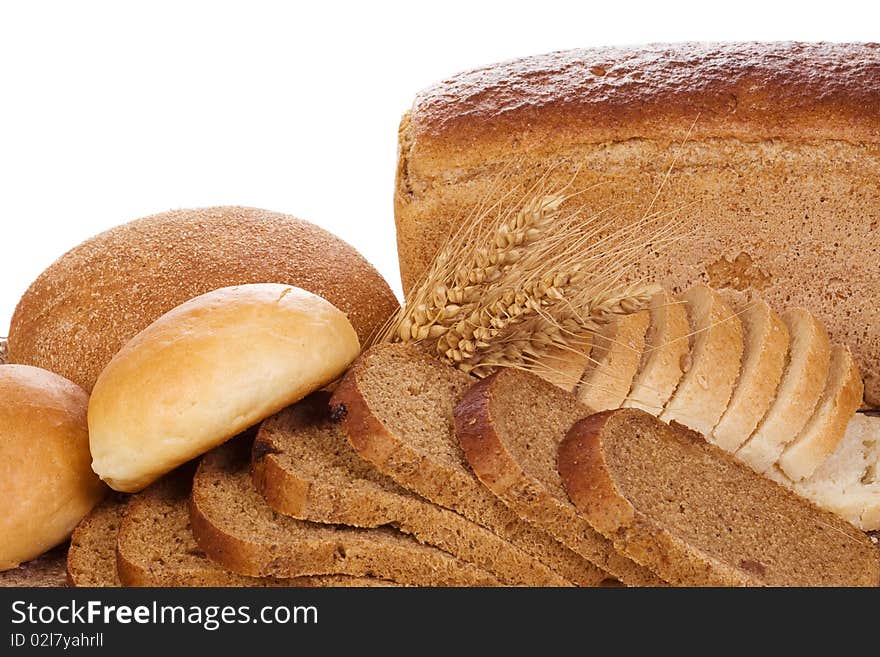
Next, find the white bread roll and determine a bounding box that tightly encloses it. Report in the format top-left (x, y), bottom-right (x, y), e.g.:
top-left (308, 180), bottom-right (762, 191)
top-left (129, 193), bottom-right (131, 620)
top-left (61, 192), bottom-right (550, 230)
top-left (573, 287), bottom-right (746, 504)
top-left (0, 365), bottom-right (107, 571)
top-left (88, 284), bottom-right (360, 492)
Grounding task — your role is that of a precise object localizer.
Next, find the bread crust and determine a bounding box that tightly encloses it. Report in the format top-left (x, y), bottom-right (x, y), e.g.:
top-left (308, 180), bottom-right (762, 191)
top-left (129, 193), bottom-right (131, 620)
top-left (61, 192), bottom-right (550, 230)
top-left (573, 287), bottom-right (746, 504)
top-left (251, 396), bottom-right (571, 586)
top-left (406, 43), bottom-right (880, 164)
top-left (8, 206), bottom-right (399, 393)
top-left (331, 344), bottom-right (608, 586)
top-left (190, 442), bottom-right (500, 586)
top-left (559, 409), bottom-right (880, 586)
top-left (455, 372), bottom-right (663, 586)
top-left (0, 365), bottom-right (107, 571)
top-left (559, 411), bottom-right (755, 586)
top-left (88, 284), bottom-right (360, 493)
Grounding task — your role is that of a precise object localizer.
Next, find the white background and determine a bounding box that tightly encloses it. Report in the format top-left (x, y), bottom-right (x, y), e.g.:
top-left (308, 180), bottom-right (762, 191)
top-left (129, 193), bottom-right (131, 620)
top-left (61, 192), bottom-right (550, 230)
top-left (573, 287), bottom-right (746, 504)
top-left (1, 0), bottom-right (877, 334)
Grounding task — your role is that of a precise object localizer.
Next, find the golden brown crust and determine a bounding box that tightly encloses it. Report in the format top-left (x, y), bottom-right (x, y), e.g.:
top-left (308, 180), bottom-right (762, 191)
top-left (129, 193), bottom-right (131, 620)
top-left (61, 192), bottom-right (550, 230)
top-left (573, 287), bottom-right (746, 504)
top-left (408, 42), bottom-right (880, 165)
top-left (8, 206), bottom-right (399, 393)
top-left (0, 365), bottom-right (107, 571)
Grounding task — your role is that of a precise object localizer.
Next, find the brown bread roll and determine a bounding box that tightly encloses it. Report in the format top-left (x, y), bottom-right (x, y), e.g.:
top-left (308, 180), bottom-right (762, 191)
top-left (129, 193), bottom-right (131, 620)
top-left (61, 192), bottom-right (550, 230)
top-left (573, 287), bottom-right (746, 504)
top-left (8, 206), bottom-right (398, 392)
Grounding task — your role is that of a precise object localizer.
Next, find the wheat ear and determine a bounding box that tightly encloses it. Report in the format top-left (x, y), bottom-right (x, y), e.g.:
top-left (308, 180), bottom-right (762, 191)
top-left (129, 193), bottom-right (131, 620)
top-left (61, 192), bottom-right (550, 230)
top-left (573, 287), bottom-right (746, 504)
top-left (382, 183), bottom-right (664, 378)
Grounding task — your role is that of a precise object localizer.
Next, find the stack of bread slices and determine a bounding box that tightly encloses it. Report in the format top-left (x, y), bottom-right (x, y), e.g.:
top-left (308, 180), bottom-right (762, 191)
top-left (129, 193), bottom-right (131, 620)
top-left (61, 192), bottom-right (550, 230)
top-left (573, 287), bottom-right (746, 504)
top-left (59, 280), bottom-right (879, 586)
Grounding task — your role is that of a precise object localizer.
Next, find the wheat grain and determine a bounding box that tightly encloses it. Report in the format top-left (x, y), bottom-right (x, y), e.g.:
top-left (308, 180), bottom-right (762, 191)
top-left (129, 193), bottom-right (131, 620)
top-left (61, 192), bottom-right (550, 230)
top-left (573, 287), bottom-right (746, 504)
top-left (382, 178), bottom-right (668, 378)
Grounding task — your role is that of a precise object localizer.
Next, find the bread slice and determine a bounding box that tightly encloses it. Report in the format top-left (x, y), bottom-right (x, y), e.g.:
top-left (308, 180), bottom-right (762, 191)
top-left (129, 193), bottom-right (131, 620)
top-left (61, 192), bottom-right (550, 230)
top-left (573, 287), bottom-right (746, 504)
top-left (577, 311), bottom-right (649, 411)
top-left (558, 408), bottom-right (880, 586)
top-left (623, 290), bottom-right (689, 415)
top-left (455, 369), bottom-right (665, 586)
top-left (778, 345), bottom-right (864, 481)
top-left (120, 465), bottom-right (389, 587)
top-left (796, 413), bottom-right (880, 531)
top-left (736, 308), bottom-right (831, 473)
top-left (711, 298), bottom-right (790, 452)
top-left (191, 438), bottom-right (500, 586)
top-left (251, 392), bottom-right (569, 586)
top-left (529, 334), bottom-right (593, 392)
top-left (330, 343), bottom-right (610, 586)
top-left (660, 285), bottom-right (743, 436)
top-left (0, 546), bottom-right (67, 587)
top-left (67, 495), bottom-right (126, 586)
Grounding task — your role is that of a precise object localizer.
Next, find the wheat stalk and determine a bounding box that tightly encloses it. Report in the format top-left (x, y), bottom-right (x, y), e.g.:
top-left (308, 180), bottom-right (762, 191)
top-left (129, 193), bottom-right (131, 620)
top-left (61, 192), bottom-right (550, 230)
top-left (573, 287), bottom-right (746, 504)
top-left (382, 179), bottom-right (673, 378)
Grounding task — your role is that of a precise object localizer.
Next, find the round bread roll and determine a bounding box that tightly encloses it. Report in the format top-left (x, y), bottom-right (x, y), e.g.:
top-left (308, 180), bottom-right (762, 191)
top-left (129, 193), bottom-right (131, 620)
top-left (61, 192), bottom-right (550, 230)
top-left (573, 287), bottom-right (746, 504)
top-left (8, 206), bottom-right (398, 393)
top-left (0, 365), bottom-right (107, 571)
top-left (88, 283), bottom-right (361, 493)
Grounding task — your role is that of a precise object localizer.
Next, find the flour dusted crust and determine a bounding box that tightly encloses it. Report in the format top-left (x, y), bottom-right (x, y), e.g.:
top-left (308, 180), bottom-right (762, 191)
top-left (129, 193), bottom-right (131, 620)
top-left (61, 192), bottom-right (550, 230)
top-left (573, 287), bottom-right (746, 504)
top-left (9, 206), bottom-right (398, 393)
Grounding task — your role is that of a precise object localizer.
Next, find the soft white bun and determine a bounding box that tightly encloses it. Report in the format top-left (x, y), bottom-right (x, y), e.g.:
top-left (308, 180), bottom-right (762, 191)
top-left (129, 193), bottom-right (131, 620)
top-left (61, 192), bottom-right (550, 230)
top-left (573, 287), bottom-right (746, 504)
top-left (88, 284), bottom-right (361, 492)
top-left (0, 365), bottom-right (106, 571)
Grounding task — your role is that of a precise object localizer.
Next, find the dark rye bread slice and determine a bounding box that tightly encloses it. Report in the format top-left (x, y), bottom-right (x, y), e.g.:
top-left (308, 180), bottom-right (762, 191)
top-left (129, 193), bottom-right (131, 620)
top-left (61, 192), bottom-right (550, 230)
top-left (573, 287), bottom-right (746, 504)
top-left (331, 343), bottom-right (611, 586)
top-left (67, 495), bottom-right (126, 586)
top-left (191, 439), bottom-right (500, 586)
top-left (455, 369), bottom-right (665, 586)
top-left (121, 465), bottom-right (390, 587)
top-left (252, 393), bottom-right (569, 586)
top-left (559, 408), bottom-right (880, 587)
top-left (0, 546), bottom-right (68, 587)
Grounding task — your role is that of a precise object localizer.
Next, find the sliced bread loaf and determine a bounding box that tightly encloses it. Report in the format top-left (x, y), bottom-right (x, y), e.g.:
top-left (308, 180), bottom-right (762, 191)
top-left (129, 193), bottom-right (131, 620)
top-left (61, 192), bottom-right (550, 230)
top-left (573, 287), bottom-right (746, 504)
top-left (0, 546), bottom-right (67, 587)
top-left (796, 413), bottom-right (880, 531)
top-left (660, 285), bottom-right (744, 436)
top-left (252, 393), bottom-right (569, 586)
top-left (455, 369), bottom-right (665, 586)
top-left (577, 311), bottom-right (650, 411)
top-left (736, 308), bottom-right (831, 473)
top-left (623, 290), bottom-right (689, 415)
top-left (330, 343), bottom-right (610, 586)
top-left (778, 345), bottom-right (864, 481)
top-left (191, 439), bottom-right (500, 586)
top-left (558, 408), bottom-right (880, 586)
top-left (67, 496), bottom-right (126, 586)
top-left (711, 298), bottom-right (790, 452)
top-left (120, 465), bottom-right (388, 587)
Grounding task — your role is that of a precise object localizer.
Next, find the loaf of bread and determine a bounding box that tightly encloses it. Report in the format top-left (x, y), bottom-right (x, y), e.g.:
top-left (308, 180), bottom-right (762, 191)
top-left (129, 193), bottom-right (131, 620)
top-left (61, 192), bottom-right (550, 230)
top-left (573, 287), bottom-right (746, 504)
top-left (88, 284), bottom-right (360, 493)
top-left (395, 43), bottom-right (880, 404)
top-left (8, 206), bottom-right (398, 392)
top-left (0, 365), bottom-right (106, 571)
